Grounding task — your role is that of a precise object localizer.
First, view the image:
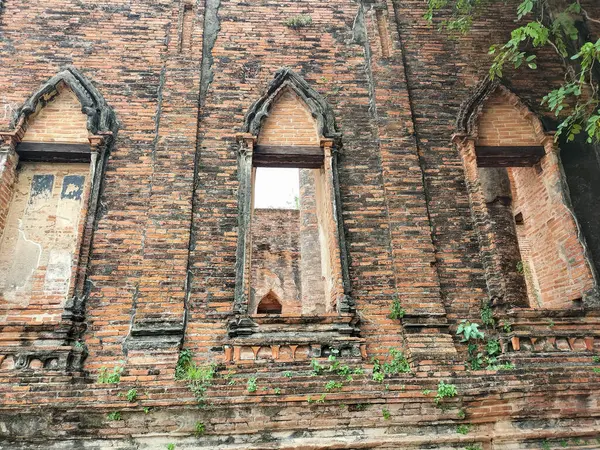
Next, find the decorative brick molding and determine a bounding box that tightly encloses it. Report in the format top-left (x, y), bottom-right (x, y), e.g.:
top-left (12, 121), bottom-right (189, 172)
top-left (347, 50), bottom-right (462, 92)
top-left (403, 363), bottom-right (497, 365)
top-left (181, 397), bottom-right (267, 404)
top-left (501, 308), bottom-right (600, 354)
top-left (245, 68), bottom-right (340, 144)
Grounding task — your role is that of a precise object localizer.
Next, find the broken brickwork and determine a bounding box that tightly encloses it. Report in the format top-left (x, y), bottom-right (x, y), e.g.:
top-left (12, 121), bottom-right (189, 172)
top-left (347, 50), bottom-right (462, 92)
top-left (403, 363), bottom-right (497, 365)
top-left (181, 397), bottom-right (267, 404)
top-left (0, 0), bottom-right (600, 449)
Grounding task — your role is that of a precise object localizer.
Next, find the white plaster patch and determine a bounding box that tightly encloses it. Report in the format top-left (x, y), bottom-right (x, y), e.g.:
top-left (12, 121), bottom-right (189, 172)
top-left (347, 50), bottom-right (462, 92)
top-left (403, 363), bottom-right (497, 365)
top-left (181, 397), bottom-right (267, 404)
top-left (2, 224), bottom-right (42, 304)
top-left (43, 250), bottom-right (72, 295)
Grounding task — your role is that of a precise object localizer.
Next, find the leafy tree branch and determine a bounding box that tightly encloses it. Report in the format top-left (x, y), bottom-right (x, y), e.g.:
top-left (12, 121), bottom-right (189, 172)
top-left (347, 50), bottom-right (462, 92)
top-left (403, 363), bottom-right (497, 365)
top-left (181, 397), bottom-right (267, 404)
top-left (426, 0), bottom-right (600, 143)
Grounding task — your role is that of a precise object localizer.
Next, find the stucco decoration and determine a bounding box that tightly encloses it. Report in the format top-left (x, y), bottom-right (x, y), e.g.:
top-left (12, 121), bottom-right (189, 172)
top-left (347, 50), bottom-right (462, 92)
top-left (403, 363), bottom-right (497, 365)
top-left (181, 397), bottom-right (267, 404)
top-left (12, 65), bottom-right (118, 137)
top-left (244, 68), bottom-right (340, 142)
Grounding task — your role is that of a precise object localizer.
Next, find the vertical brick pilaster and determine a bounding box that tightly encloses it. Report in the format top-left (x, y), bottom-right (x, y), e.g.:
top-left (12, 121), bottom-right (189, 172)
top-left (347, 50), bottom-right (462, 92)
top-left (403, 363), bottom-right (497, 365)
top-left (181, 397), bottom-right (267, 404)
top-left (126, 2), bottom-right (204, 355)
top-left (363, 1), bottom-right (455, 362)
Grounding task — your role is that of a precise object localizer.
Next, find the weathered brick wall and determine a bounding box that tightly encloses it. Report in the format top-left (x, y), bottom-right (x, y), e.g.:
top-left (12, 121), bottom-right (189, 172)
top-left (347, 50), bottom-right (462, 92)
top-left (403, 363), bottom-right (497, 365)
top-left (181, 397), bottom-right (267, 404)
top-left (0, 0), bottom-right (599, 448)
top-left (21, 84), bottom-right (89, 144)
top-left (298, 168), bottom-right (327, 314)
top-left (256, 88), bottom-right (319, 146)
top-left (250, 209), bottom-right (301, 315)
top-left (509, 163), bottom-right (595, 307)
top-left (0, 150), bottom-right (18, 237)
top-left (475, 92), bottom-right (541, 147)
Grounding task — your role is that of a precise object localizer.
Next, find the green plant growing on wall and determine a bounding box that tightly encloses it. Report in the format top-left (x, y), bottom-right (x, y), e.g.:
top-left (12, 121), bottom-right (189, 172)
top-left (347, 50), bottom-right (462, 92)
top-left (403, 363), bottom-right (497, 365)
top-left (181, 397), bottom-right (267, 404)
top-left (372, 348), bottom-right (411, 382)
top-left (457, 424), bottom-right (471, 435)
top-left (311, 358), bottom-right (324, 375)
top-left (324, 380), bottom-right (343, 391)
top-left (247, 377), bottom-right (258, 393)
top-left (384, 349), bottom-right (411, 374)
top-left (464, 445), bottom-right (482, 450)
top-left (283, 15), bottom-right (313, 29)
top-left (389, 297), bottom-right (406, 320)
top-left (482, 338), bottom-right (501, 368)
top-left (107, 411), bottom-right (122, 421)
top-left (126, 388), bottom-right (137, 403)
top-left (480, 302), bottom-right (494, 327)
top-left (456, 320), bottom-right (508, 370)
top-left (174, 350), bottom-right (216, 406)
top-left (434, 380), bottom-right (458, 405)
top-left (98, 366), bottom-right (124, 384)
top-left (194, 421), bottom-right (205, 436)
top-left (166, 444), bottom-right (175, 450)
top-left (516, 261), bottom-right (525, 274)
top-left (372, 370), bottom-right (385, 383)
top-left (175, 349), bottom-right (193, 380)
top-left (457, 320), bottom-right (485, 342)
top-left (382, 407), bottom-right (391, 420)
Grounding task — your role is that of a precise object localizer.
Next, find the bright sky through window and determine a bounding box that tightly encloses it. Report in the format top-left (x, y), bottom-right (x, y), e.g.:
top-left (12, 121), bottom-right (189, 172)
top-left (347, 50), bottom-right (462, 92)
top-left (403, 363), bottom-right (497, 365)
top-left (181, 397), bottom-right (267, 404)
top-left (254, 167), bottom-right (300, 209)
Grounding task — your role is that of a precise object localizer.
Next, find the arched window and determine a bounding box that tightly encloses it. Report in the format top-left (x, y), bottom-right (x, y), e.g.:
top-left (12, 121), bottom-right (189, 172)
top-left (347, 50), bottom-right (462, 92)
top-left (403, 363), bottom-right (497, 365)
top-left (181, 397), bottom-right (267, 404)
top-left (226, 69), bottom-right (361, 360)
top-left (455, 80), bottom-right (597, 309)
top-left (0, 67), bottom-right (117, 371)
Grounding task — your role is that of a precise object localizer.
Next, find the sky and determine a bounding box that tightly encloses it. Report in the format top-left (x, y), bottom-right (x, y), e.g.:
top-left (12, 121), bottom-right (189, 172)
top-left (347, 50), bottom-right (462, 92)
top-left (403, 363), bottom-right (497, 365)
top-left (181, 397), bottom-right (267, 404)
top-left (254, 167), bottom-right (300, 209)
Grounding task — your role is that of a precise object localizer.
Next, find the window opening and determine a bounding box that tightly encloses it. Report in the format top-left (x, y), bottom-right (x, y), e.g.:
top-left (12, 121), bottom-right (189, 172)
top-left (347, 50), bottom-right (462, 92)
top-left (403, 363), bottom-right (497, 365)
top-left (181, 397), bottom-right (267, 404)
top-left (254, 167), bottom-right (299, 210)
top-left (234, 69), bottom-right (354, 327)
top-left (0, 163), bottom-right (89, 306)
top-left (250, 166), bottom-right (333, 315)
top-left (457, 85), bottom-right (596, 309)
top-left (514, 212), bottom-right (524, 225)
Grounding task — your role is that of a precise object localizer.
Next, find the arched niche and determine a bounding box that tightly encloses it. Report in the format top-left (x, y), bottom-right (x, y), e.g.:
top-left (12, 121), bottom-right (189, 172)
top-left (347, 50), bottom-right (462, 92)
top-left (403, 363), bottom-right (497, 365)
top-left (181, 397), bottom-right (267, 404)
top-left (0, 66), bottom-right (117, 372)
top-left (257, 291), bottom-right (283, 315)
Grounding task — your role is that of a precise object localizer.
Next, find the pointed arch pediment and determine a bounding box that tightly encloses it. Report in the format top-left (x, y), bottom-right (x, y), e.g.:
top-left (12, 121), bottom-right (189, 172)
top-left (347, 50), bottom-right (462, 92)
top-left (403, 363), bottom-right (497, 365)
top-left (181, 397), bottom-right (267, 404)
top-left (244, 68), bottom-right (340, 141)
top-left (12, 66), bottom-right (118, 137)
top-left (456, 76), bottom-right (554, 141)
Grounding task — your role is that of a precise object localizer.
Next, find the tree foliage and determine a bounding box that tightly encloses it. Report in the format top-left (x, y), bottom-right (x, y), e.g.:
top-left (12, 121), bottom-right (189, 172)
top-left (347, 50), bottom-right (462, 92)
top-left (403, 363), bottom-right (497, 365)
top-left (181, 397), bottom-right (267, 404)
top-left (426, 0), bottom-right (600, 144)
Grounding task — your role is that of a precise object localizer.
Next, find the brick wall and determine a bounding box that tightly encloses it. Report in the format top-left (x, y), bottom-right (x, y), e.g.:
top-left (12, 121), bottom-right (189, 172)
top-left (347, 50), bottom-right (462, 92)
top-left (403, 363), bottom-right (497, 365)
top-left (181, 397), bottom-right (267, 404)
top-left (250, 209), bottom-right (302, 315)
top-left (0, 149), bottom-right (18, 238)
top-left (21, 83), bottom-right (89, 144)
top-left (298, 168), bottom-right (327, 314)
top-left (510, 163), bottom-right (595, 307)
top-left (475, 92), bottom-right (541, 147)
top-left (0, 0), bottom-right (599, 447)
top-left (257, 88), bottom-right (319, 146)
